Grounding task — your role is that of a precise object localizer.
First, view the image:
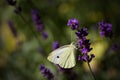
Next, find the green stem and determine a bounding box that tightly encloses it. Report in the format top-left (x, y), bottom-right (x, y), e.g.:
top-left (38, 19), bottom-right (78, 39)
top-left (87, 62), bottom-right (96, 80)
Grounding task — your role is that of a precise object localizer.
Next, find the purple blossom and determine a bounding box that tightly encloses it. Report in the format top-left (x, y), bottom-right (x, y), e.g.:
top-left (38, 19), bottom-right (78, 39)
top-left (80, 54), bottom-right (88, 61)
top-left (80, 47), bottom-right (88, 54)
top-left (75, 27), bottom-right (94, 62)
top-left (67, 18), bottom-right (79, 30)
top-left (78, 54), bottom-right (95, 62)
top-left (42, 32), bottom-right (48, 39)
top-left (39, 65), bottom-right (55, 80)
top-left (77, 33), bottom-right (92, 54)
top-left (6, 0), bottom-right (16, 6)
top-left (98, 20), bottom-right (112, 38)
top-left (75, 28), bottom-right (88, 39)
top-left (31, 9), bottom-right (44, 32)
top-left (7, 20), bottom-right (17, 37)
top-left (52, 41), bottom-right (59, 50)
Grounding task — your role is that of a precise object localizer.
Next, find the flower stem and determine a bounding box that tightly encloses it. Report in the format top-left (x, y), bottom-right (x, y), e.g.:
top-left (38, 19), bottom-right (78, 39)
top-left (87, 62), bottom-right (96, 80)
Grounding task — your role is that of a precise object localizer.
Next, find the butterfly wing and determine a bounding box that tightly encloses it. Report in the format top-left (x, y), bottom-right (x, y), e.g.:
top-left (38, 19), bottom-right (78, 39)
top-left (47, 44), bottom-right (76, 68)
top-left (47, 45), bottom-right (70, 64)
top-left (58, 45), bottom-right (76, 68)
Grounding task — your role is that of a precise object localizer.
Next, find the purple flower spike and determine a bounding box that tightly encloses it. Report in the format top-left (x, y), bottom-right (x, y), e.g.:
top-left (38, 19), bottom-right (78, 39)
top-left (39, 64), bottom-right (54, 80)
top-left (75, 27), bottom-right (94, 62)
top-left (77, 38), bottom-right (92, 54)
top-left (98, 20), bottom-right (112, 38)
top-left (67, 18), bottom-right (79, 30)
top-left (52, 41), bottom-right (59, 50)
top-left (31, 9), bottom-right (44, 32)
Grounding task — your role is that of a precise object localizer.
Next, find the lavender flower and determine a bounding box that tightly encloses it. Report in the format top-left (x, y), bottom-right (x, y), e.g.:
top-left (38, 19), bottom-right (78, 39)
top-left (39, 65), bottom-right (54, 80)
top-left (6, 0), bottom-right (16, 6)
top-left (77, 39), bottom-right (92, 54)
top-left (75, 28), bottom-right (94, 62)
top-left (67, 18), bottom-right (95, 62)
top-left (78, 54), bottom-right (95, 62)
top-left (7, 20), bottom-right (17, 37)
top-left (98, 20), bottom-right (112, 38)
top-left (31, 9), bottom-right (44, 32)
top-left (52, 41), bottom-right (60, 50)
top-left (42, 32), bottom-right (48, 39)
top-left (67, 18), bottom-right (78, 30)
top-left (75, 28), bottom-right (88, 38)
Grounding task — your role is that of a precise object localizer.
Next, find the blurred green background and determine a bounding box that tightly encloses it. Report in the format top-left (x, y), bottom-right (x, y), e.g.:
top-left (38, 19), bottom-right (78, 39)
top-left (0, 0), bottom-right (120, 80)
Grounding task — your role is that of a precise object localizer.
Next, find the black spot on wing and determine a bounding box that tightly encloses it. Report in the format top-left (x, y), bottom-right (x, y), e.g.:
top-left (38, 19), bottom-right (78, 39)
top-left (57, 56), bottom-right (59, 58)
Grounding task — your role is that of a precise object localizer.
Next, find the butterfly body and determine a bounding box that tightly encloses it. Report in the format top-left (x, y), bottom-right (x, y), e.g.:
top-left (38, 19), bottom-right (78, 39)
top-left (47, 43), bottom-right (76, 68)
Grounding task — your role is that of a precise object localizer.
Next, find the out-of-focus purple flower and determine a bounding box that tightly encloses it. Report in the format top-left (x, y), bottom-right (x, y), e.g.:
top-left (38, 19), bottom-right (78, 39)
top-left (67, 18), bottom-right (79, 30)
top-left (52, 41), bottom-right (59, 50)
top-left (14, 6), bottom-right (21, 14)
top-left (98, 20), bottom-right (112, 38)
top-left (31, 9), bottom-right (44, 32)
top-left (39, 64), bottom-right (55, 80)
top-left (7, 20), bottom-right (17, 37)
top-left (42, 32), bottom-right (48, 39)
top-left (6, 0), bottom-right (16, 6)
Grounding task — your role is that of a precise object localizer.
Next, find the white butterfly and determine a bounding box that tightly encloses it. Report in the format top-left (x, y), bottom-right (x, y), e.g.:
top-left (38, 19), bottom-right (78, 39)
top-left (47, 42), bottom-right (76, 68)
